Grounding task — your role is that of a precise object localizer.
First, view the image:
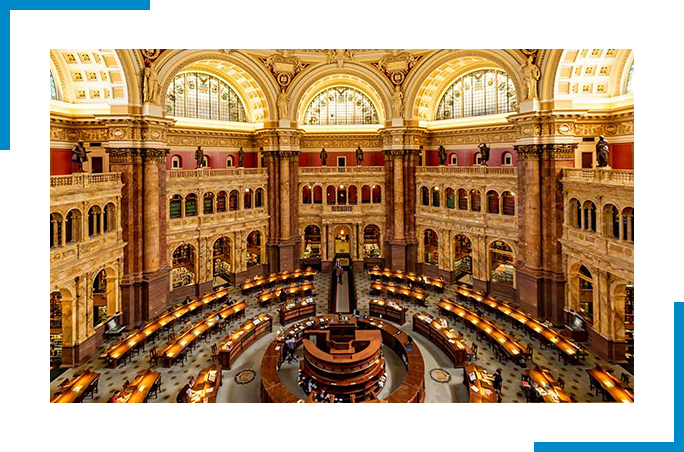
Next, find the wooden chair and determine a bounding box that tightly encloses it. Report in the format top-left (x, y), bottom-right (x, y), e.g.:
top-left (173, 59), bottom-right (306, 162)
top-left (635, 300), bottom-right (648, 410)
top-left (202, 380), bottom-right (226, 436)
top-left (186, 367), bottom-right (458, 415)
top-left (620, 373), bottom-right (630, 386)
top-left (526, 344), bottom-right (534, 362)
top-left (557, 377), bottom-right (566, 389)
top-left (167, 330), bottom-right (176, 342)
top-left (466, 343), bottom-right (478, 362)
top-left (211, 344), bottom-right (220, 364)
top-left (149, 348), bottom-right (158, 367)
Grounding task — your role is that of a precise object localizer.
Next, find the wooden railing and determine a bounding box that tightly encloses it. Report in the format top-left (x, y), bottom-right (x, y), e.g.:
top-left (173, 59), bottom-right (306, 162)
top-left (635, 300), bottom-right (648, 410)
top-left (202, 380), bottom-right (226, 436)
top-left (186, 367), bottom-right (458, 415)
top-left (167, 167), bottom-right (267, 180)
top-left (416, 166), bottom-right (517, 176)
top-left (562, 169), bottom-right (634, 185)
top-left (50, 172), bottom-right (121, 188)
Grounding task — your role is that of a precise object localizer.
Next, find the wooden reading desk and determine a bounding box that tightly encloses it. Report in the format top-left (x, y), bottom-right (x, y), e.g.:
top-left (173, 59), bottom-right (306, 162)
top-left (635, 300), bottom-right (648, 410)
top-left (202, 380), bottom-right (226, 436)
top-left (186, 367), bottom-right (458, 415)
top-left (587, 365), bottom-right (634, 403)
top-left (369, 298), bottom-right (408, 325)
top-left (368, 266), bottom-right (445, 292)
top-left (463, 363), bottom-right (497, 403)
top-left (257, 282), bottom-right (315, 307)
top-left (278, 298), bottom-right (316, 325)
top-left (111, 368), bottom-right (161, 403)
top-left (370, 281), bottom-right (428, 306)
top-left (51, 370), bottom-right (100, 403)
top-left (189, 365), bottom-right (222, 403)
top-left (241, 268), bottom-right (315, 293)
top-left (214, 314), bottom-right (273, 369)
top-left (413, 312), bottom-right (470, 367)
top-left (524, 365), bottom-right (572, 403)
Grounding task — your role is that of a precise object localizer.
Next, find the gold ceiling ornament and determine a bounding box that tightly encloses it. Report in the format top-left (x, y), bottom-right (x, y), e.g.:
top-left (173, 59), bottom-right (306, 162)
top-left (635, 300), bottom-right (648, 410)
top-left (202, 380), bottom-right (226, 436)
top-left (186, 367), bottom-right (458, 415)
top-left (520, 49), bottom-right (540, 63)
top-left (261, 49), bottom-right (308, 89)
top-left (140, 49), bottom-right (165, 67)
top-left (326, 49), bottom-right (355, 68)
top-left (373, 50), bottom-right (420, 86)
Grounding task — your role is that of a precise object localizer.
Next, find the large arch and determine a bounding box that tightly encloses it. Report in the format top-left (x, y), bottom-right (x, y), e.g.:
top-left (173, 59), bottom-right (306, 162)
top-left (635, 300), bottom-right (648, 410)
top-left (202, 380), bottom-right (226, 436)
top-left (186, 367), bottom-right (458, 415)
top-left (289, 63), bottom-right (393, 125)
top-left (404, 49), bottom-right (525, 121)
top-left (155, 50), bottom-right (278, 123)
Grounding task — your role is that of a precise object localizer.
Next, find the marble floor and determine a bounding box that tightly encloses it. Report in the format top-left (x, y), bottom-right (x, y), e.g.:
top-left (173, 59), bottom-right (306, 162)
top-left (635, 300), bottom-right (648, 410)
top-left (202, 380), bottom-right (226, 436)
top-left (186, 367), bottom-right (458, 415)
top-left (50, 271), bottom-right (633, 403)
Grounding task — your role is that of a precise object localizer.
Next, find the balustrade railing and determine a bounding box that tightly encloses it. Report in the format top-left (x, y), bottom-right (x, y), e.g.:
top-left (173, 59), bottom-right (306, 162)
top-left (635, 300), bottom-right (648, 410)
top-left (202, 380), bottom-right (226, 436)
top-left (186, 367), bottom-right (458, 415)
top-left (299, 166), bottom-right (384, 175)
top-left (416, 166), bottom-right (517, 176)
top-left (563, 168), bottom-right (634, 185)
top-left (50, 172), bottom-right (121, 188)
top-left (167, 167), bottom-right (267, 180)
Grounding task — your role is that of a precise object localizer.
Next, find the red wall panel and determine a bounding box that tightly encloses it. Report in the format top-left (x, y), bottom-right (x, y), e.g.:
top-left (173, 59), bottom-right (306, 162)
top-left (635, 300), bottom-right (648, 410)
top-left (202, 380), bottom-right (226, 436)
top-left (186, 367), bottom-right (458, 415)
top-left (51, 149), bottom-right (72, 175)
top-left (611, 143), bottom-right (633, 170)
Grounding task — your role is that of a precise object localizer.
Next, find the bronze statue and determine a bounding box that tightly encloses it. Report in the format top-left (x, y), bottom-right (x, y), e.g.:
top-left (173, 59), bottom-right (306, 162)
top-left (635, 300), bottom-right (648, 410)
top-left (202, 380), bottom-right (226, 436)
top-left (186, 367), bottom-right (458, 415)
top-left (195, 146), bottom-right (204, 168)
top-left (238, 147), bottom-right (244, 168)
top-left (320, 148), bottom-right (328, 166)
top-left (355, 145), bottom-right (364, 165)
top-left (71, 141), bottom-right (90, 172)
top-left (438, 145), bottom-right (447, 166)
top-left (596, 135), bottom-right (610, 168)
top-left (478, 143), bottom-right (490, 166)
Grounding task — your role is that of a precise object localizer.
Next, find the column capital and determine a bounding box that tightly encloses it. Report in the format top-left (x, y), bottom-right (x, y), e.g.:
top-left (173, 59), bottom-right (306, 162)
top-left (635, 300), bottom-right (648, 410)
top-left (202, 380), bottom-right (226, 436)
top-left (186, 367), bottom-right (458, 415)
top-left (106, 148), bottom-right (143, 165)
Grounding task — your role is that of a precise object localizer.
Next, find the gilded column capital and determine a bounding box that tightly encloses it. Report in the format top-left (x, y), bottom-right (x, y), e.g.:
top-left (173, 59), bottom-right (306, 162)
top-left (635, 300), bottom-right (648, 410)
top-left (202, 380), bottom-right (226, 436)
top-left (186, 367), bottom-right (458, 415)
top-left (513, 144), bottom-right (542, 160)
top-left (141, 148), bottom-right (170, 163)
top-left (279, 150), bottom-right (300, 161)
top-left (541, 143), bottom-right (577, 160)
top-left (106, 148), bottom-right (143, 164)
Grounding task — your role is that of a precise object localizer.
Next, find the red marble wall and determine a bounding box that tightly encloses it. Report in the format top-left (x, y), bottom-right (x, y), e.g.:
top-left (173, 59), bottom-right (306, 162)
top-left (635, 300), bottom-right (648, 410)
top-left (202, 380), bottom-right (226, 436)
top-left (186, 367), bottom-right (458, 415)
top-left (611, 143), bottom-right (633, 169)
top-left (424, 148), bottom-right (517, 167)
top-left (298, 151), bottom-right (384, 167)
top-left (51, 149), bottom-right (72, 175)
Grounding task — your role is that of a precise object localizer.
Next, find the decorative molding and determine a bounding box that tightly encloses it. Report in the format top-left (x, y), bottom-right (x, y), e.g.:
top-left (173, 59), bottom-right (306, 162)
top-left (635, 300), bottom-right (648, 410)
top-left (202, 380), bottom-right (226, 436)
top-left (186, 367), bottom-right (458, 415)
top-left (261, 50), bottom-right (308, 90)
top-left (373, 50), bottom-right (421, 87)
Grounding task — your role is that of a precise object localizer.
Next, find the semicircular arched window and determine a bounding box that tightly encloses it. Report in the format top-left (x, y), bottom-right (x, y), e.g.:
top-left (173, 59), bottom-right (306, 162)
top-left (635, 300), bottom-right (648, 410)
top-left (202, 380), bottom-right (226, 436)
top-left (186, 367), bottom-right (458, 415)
top-left (304, 86), bottom-right (379, 125)
top-left (626, 62), bottom-right (634, 94)
top-left (435, 69), bottom-right (516, 120)
top-left (166, 72), bottom-right (247, 122)
top-left (50, 72), bottom-right (58, 101)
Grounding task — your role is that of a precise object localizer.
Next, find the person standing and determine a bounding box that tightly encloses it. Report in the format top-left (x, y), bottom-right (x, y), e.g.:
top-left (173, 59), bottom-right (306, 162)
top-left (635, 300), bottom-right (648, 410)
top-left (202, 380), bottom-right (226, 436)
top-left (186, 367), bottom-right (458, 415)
top-left (493, 368), bottom-right (503, 393)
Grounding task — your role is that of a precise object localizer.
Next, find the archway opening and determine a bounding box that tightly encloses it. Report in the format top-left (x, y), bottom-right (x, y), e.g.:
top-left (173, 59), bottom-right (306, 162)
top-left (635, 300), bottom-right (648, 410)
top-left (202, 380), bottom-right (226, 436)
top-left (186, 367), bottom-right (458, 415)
top-left (50, 291), bottom-right (63, 366)
top-left (578, 265), bottom-right (594, 321)
top-left (246, 231), bottom-right (262, 267)
top-left (334, 226), bottom-right (351, 259)
top-left (490, 240), bottom-right (514, 286)
top-left (453, 234), bottom-right (473, 285)
top-left (304, 225), bottom-right (322, 264)
top-left (213, 237), bottom-right (232, 288)
top-left (92, 269), bottom-right (109, 327)
top-left (172, 244), bottom-right (196, 289)
top-left (424, 229), bottom-right (439, 265)
top-left (363, 224), bottom-right (381, 259)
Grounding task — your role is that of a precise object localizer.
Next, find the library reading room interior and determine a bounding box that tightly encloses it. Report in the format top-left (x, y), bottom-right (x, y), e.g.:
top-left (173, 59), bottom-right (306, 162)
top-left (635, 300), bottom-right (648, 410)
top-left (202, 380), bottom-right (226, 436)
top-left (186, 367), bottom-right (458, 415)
top-left (49, 49), bottom-right (634, 403)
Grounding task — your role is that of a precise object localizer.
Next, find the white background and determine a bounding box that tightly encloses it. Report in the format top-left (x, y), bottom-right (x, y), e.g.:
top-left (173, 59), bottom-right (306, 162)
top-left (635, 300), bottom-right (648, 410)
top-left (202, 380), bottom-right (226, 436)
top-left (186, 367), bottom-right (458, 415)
top-left (3, 1), bottom-right (679, 451)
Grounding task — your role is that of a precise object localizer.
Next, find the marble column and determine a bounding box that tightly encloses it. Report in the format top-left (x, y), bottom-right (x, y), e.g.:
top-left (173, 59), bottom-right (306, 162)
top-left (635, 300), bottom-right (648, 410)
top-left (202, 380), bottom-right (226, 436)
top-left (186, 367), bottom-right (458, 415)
top-left (280, 155), bottom-right (291, 240)
top-left (265, 150), bottom-right (280, 273)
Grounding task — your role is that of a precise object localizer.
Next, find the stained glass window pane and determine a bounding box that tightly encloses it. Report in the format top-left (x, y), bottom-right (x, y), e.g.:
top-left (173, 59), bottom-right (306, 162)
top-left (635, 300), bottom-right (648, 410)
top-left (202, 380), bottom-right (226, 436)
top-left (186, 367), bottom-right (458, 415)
top-left (626, 62), bottom-right (634, 94)
top-left (50, 72), bottom-right (57, 100)
top-left (166, 72), bottom-right (247, 122)
top-left (304, 86), bottom-right (379, 125)
top-left (436, 69), bottom-right (516, 120)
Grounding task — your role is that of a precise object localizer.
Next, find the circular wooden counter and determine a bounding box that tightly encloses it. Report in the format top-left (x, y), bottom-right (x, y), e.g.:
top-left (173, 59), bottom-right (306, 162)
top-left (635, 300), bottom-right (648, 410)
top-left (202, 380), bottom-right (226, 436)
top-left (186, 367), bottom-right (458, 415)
top-left (260, 314), bottom-right (425, 403)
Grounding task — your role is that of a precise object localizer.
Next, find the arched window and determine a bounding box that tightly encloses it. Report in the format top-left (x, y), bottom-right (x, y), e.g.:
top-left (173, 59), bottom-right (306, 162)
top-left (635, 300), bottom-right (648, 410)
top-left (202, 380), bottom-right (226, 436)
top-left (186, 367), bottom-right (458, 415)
top-left (364, 224), bottom-right (381, 258)
top-left (502, 192), bottom-right (515, 215)
top-left (421, 186), bottom-right (430, 206)
top-left (216, 191), bottom-right (227, 213)
top-left (578, 265), bottom-right (594, 321)
top-left (104, 203), bottom-right (116, 232)
top-left (171, 155), bottom-right (182, 169)
top-left (213, 237), bottom-right (232, 287)
top-left (50, 213), bottom-right (63, 248)
top-left (246, 231), bottom-right (261, 267)
top-left (169, 195), bottom-right (183, 218)
top-left (304, 225), bottom-right (321, 259)
top-left (255, 188), bottom-right (264, 208)
top-left (446, 188), bottom-right (456, 209)
top-left (92, 269), bottom-right (109, 327)
top-left (202, 155), bottom-right (210, 168)
top-left (229, 190), bottom-right (239, 211)
top-left (203, 192), bottom-right (214, 215)
top-left (361, 185), bottom-right (371, 204)
top-left (583, 201), bottom-right (597, 232)
top-left (487, 190), bottom-right (500, 214)
top-left (432, 187), bottom-right (441, 207)
top-left (470, 189), bottom-right (482, 212)
top-left (65, 209), bottom-right (82, 243)
top-left (621, 207), bottom-right (634, 242)
top-left (490, 240), bottom-right (514, 285)
top-left (185, 194), bottom-right (197, 217)
top-left (165, 72), bottom-right (247, 122)
top-left (424, 229), bottom-right (439, 265)
top-left (226, 156), bottom-right (234, 167)
top-left (326, 186), bottom-right (336, 205)
top-left (502, 152), bottom-right (513, 166)
top-left (450, 154), bottom-right (458, 166)
top-left (172, 244), bottom-right (195, 288)
top-left (302, 185), bottom-right (312, 204)
top-left (337, 185), bottom-right (347, 205)
top-left (569, 199), bottom-right (581, 228)
top-left (372, 185), bottom-right (382, 203)
top-left (626, 62), bottom-right (634, 94)
top-left (304, 86), bottom-right (380, 125)
top-left (435, 69), bottom-right (517, 120)
top-left (50, 72), bottom-right (58, 100)
top-left (453, 234), bottom-right (473, 281)
top-left (458, 189), bottom-right (468, 210)
top-left (88, 206), bottom-right (102, 237)
top-left (603, 204), bottom-right (619, 238)
top-left (244, 189), bottom-right (253, 209)
top-left (348, 185), bottom-right (358, 205)
top-left (313, 186), bottom-right (323, 204)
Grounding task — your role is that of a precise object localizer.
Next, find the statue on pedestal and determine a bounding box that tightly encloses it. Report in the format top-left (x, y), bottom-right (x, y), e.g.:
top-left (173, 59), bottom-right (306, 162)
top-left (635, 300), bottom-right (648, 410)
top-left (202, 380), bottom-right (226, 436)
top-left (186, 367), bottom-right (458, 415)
top-left (142, 63), bottom-right (161, 105)
top-left (238, 147), bottom-right (244, 168)
top-left (478, 143), bottom-right (490, 166)
top-left (438, 145), bottom-right (447, 166)
top-left (195, 146), bottom-right (204, 168)
top-left (596, 135), bottom-right (610, 168)
top-left (320, 148), bottom-right (328, 166)
top-left (71, 141), bottom-right (90, 172)
top-left (355, 145), bottom-right (364, 166)
top-left (277, 89), bottom-right (289, 120)
top-left (392, 85), bottom-right (404, 118)
top-left (521, 55), bottom-right (541, 100)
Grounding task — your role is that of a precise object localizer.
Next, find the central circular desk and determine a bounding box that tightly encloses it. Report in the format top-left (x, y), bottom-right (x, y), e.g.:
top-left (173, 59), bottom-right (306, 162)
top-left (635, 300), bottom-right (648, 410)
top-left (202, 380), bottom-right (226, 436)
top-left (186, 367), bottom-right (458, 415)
top-left (260, 314), bottom-right (425, 403)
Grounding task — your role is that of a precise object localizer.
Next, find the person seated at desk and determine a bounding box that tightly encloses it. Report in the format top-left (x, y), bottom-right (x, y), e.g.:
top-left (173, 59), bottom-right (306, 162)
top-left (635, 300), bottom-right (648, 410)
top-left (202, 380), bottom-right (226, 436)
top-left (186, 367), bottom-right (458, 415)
top-left (182, 296), bottom-right (191, 305)
top-left (176, 376), bottom-right (196, 403)
top-left (184, 319), bottom-right (193, 332)
top-left (493, 369), bottom-right (503, 393)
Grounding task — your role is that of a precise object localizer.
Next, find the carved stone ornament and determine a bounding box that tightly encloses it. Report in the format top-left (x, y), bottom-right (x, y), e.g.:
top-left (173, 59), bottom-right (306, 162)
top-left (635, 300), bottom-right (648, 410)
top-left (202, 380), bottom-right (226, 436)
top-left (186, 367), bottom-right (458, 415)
top-left (261, 50), bottom-right (307, 89)
top-left (326, 49), bottom-right (355, 68)
top-left (106, 148), bottom-right (143, 165)
top-left (142, 148), bottom-right (169, 163)
top-left (141, 49), bottom-right (165, 67)
top-left (374, 50), bottom-right (419, 86)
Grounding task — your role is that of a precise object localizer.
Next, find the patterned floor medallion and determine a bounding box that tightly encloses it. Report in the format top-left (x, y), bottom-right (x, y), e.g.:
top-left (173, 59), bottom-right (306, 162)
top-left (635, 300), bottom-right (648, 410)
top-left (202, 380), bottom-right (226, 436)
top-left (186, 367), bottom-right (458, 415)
top-left (234, 369), bottom-right (256, 385)
top-left (429, 368), bottom-right (452, 384)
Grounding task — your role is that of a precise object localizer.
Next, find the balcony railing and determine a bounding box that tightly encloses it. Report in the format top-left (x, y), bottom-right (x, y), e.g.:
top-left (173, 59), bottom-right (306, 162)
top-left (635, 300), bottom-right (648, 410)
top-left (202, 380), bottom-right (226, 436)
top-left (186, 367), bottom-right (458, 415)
top-left (562, 169), bottom-right (634, 186)
top-left (167, 167), bottom-right (267, 180)
top-left (416, 166), bottom-right (517, 176)
top-left (50, 172), bottom-right (121, 188)
top-left (299, 166), bottom-right (384, 175)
